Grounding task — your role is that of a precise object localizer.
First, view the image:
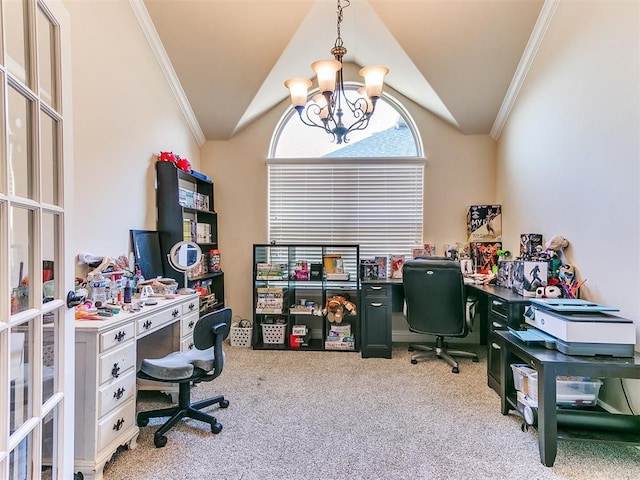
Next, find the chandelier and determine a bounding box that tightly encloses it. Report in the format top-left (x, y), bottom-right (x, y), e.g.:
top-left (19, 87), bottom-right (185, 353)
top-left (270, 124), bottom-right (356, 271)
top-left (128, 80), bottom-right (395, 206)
top-left (284, 0), bottom-right (389, 144)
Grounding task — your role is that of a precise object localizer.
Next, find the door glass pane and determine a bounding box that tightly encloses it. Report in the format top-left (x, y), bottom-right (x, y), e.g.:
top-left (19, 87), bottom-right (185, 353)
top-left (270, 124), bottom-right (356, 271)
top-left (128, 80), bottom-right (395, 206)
top-left (10, 320), bottom-right (33, 434)
top-left (4, 0), bottom-right (29, 85)
top-left (37, 6), bottom-right (56, 107)
top-left (42, 212), bottom-right (57, 301)
top-left (40, 111), bottom-right (59, 205)
top-left (10, 207), bottom-right (33, 315)
top-left (8, 86), bottom-right (34, 199)
top-left (42, 309), bottom-right (58, 404)
top-left (41, 406), bottom-right (58, 480)
top-left (9, 431), bottom-right (33, 480)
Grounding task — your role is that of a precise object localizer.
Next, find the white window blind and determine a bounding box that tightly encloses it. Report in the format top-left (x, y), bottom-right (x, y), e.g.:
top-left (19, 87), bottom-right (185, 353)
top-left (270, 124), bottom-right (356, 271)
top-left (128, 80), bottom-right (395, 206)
top-left (268, 160), bottom-right (425, 258)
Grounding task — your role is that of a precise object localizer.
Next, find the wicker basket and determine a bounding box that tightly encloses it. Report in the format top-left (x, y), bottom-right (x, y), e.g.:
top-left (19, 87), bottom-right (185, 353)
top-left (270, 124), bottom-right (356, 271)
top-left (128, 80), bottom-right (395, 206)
top-left (261, 323), bottom-right (287, 344)
top-left (229, 318), bottom-right (253, 347)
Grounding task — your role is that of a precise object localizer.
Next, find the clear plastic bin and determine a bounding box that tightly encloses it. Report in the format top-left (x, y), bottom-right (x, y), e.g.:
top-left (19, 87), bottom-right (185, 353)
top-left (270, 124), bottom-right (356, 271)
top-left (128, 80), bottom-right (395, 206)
top-left (511, 364), bottom-right (602, 407)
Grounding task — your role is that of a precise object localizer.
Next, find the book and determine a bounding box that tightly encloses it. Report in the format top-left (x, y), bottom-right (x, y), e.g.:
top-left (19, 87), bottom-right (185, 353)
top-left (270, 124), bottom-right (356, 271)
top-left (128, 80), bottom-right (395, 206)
top-left (360, 259), bottom-right (379, 280)
top-left (256, 263), bottom-right (286, 280)
top-left (470, 242), bottom-right (502, 275)
top-left (374, 256), bottom-right (388, 279)
top-left (256, 287), bottom-right (284, 314)
top-left (390, 255), bottom-right (405, 279)
top-left (323, 254), bottom-right (343, 274)
top-left (520, 233), bottom-right (543, 258)
top-left (467, 205), bottom-right (502, 242)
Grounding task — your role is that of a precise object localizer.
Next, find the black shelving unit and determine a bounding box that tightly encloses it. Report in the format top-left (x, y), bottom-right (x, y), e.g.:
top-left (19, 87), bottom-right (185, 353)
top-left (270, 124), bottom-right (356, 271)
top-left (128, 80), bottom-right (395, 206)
top-left (252, 244), bottom-right (360, 351)
top-left (156, 161), bottom-right (224, 311)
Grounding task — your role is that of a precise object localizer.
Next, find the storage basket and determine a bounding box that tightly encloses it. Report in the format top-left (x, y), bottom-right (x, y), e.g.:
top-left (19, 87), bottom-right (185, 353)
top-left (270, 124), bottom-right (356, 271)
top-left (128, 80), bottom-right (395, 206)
top-left (229, 319), bottom-right (253, 347)
top-left (261, 323), bottom-right (287, 344)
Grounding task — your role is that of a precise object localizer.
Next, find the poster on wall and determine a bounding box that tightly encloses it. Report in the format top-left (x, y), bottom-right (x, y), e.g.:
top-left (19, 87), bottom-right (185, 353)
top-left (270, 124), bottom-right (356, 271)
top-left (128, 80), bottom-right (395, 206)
top-left (466, 205), bottom-right (502, 243)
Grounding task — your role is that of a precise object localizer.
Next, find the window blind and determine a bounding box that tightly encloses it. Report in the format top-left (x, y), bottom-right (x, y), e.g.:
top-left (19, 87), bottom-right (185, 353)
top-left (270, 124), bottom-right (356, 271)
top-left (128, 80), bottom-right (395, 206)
top-left (268, 159), bottom-right (425, 259)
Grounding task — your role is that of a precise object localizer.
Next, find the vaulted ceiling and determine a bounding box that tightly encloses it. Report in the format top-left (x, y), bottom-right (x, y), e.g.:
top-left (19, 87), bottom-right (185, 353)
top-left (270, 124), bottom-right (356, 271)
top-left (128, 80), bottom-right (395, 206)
top-left (139, 0), bottom-right (545, 143)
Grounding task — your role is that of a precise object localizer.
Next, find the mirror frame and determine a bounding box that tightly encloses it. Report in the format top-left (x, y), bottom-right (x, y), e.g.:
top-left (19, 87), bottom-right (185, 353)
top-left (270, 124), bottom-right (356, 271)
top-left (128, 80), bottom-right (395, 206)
top-left (168, 241), bottom-right (202, 271)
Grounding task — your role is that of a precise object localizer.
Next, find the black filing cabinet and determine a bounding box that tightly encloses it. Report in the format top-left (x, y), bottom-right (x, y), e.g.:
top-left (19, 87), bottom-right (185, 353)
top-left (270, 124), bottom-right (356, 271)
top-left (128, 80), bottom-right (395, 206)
top-left (361, 283), bottom-right (392, 358)
top-left (486, 291), bottom-right (529, 394)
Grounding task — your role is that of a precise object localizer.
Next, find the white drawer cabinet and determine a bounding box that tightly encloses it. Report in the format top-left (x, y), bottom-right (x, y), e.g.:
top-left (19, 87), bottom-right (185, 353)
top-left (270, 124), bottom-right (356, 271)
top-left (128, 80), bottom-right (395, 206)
top-left (74, 294), bottom-right (200, 480)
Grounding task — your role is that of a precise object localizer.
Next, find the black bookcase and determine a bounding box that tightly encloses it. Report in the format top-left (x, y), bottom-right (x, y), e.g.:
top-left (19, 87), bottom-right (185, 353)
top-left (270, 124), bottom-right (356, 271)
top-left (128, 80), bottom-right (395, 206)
top-left (156, 161), bottom-right (224, 311)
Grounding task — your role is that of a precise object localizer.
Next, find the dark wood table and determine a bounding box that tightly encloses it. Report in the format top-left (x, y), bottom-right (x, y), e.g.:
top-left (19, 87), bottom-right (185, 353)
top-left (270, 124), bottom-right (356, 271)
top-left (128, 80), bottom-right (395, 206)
top-left (495, 330), bottom-right (640, 466)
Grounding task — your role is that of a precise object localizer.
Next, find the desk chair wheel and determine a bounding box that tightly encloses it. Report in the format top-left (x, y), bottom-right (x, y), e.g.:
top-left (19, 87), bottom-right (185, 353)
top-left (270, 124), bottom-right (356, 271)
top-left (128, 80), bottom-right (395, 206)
top-left (137, 415), bottom-right (149, 427)
top-left (411, 359), bottom-right (418, 365)
top-left (220, 399), bottom-right (230, 408)
top-left (452, 366), bottom-right (459, 374)
top-left (473, 357), bottom-right (479, 363)
top-left (211, 422), bottom-right (223, 434)
top-left (154, 434), bottom-right (168, 448)
top-left (408, 346), bottom-right (415, 352)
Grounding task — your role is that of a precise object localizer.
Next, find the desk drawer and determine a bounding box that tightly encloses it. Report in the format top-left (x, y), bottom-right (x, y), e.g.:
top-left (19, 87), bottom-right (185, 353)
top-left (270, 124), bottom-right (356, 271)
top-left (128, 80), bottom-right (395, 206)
top-left (182, 299), bottom-right (198, 316)
top-left (97, 398), bottom-right (136, 452)
top-left (137, 306), bottom-right (181, 336)
top-left (181, 334), bottom-right (195, 352)
top-left (489, 297), bottom-right (508, 320)
top-left (363, 284), bottom-right (391, 299)
top-left (100, 323), bottom-right (135, 353)
top-left (181, 311), bottom-right (199, 337)
top-left (99, 342), bottom-right (136, 385)
top-left (98, 369), bottom-right (135, 417)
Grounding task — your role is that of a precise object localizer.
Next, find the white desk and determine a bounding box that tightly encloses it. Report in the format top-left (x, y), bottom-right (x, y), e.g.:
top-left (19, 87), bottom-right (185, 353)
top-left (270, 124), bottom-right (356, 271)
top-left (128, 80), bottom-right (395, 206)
top-left (74, 293), bottom-right (200, 480)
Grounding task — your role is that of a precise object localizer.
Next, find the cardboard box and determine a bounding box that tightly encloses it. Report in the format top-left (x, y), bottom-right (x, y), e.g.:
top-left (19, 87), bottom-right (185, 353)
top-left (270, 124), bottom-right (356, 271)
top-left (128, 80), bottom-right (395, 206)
top-left (511, 260), bottom-right (548, 295)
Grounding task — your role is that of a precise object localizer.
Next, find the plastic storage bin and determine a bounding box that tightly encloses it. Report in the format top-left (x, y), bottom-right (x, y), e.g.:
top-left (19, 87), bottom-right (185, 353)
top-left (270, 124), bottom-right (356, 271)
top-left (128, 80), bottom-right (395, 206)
top-left (511, 364), bottom-right (603, 407)
top-left (229, 322), bottom-right (253, 347)
top-left (261, 323), bottom-right (287, 344)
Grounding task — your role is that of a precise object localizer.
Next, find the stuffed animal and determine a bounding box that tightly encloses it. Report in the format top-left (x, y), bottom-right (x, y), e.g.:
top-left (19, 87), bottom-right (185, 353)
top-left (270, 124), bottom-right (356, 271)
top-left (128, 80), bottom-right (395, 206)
top-left (158, 151), bottom-right (177, 163)
top-left (543, 235), bottom-right (569, 258)
top-left (323, 295), bottom-right (357, 324)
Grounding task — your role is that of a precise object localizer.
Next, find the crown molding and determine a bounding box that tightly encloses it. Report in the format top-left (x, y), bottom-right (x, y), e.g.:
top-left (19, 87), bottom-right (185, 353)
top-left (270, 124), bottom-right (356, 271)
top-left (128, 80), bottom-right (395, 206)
top-left (129, 0), bottom-right (206, 146)
top-left (490, 0), bottom-right (559, 140)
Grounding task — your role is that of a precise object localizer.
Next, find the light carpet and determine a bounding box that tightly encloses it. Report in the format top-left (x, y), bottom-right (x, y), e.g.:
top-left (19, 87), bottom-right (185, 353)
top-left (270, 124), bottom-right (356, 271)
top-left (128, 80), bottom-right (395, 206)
top-left (101, 344), bottom-right (640, 480)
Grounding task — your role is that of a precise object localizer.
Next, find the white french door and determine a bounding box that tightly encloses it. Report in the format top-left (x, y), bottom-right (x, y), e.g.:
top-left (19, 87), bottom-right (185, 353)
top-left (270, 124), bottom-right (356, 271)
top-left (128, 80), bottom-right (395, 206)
top-left (0, 0), bottom-right (74, 479)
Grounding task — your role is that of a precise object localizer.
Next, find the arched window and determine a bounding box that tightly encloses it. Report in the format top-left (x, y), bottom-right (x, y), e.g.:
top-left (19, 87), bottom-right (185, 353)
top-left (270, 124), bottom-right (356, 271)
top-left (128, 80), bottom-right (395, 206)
top-left (267, 86), bottom-right (425, 259)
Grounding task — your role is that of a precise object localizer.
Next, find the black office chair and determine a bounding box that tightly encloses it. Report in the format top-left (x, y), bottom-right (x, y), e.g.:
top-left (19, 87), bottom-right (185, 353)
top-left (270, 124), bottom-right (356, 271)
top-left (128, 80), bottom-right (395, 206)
top-left (137, 307), bottom-right (232, 447)
top-left (403, 258), bottom-right (479, 373)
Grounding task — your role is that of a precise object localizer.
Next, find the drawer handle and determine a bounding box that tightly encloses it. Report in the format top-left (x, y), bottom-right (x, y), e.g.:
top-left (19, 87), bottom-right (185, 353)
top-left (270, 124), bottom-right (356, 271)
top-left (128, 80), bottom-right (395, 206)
top-left (188, 342), bottom-right (195, 350)
top-left (492, 300), bottom-right (504, 307)
top-left (143, 320), bottom-right (152, 330)
top-left (492, 322), bottom-right (504, 329)
top-left (491, 343), bottom-right (501, 350)
top-left (188, 320), bottom-right (195, 329)
top-left (113, 417), bottom-right (125, 431)
top-left (371, 302), bottom-right (383, 307)
top-left (172, 309), bottom-right (179, 318)
top-left (188, 303), bottom-right (195, 311)
top-left (111, 363), bottom-right (121, 379)
top-left (113, 387), bottom-right (126, 400)
top-left (371, 286), bottom-right (382, 290)
top-left (114, 331), bottom-right (126, 342)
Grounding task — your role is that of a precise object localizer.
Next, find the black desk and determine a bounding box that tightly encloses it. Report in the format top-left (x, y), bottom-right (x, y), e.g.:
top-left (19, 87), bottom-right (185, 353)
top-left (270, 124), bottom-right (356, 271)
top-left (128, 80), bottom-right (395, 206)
top-left (495, 330), bottom-right (640, 466)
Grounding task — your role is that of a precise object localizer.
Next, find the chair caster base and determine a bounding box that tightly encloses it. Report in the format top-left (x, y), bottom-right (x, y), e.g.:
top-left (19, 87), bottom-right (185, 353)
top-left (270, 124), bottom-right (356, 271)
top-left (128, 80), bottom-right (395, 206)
top-left (154, 434), bottom-right (168, 448)
top-left (411, 359), bottom-right (418, 364)
top-left (211, 422), bottom-right (223, 434)
top-left (220, 399), bottom-right (230, 408)
top-left (452, 367), bottom-right (459, 374)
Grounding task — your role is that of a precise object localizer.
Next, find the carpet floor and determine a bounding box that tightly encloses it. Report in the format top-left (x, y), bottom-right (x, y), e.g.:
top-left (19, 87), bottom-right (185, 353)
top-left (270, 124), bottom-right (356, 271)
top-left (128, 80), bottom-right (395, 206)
top-left (101, 343), bottom-right (640, 480)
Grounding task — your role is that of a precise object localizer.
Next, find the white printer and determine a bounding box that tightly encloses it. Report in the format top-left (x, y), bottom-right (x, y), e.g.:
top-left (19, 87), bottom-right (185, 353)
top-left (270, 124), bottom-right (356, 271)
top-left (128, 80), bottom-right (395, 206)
top-left (523, 299), bottom-right (636, 357)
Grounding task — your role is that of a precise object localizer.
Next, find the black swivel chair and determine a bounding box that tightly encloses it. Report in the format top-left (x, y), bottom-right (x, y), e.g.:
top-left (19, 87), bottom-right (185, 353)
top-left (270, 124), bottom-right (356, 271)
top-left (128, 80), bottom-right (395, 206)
top-left (137, 307), bottom-right (232, 447)
top-left (403, 258), bottom-right (479, 373)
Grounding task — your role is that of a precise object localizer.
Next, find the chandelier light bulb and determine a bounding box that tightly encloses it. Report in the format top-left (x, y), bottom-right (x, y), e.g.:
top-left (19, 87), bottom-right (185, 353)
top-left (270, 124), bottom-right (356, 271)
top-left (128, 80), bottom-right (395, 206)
top-left (311, 59), bottom-right (341, 94)
top-left (284, 77), bottom-right (313, 109)
top-left (359, 65), bottom-right (389, 98)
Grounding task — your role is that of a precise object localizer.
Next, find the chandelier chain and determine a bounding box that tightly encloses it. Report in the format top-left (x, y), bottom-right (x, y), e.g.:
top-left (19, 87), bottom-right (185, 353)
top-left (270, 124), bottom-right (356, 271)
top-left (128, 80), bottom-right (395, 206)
top-left (334, 0), bottom-right (349, 48)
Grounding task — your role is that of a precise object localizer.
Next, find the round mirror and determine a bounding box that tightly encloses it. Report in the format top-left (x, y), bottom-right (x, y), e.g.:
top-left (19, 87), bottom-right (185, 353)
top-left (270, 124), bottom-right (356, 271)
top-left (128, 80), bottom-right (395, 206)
top-left (169, 241), bottom-right (202, 271)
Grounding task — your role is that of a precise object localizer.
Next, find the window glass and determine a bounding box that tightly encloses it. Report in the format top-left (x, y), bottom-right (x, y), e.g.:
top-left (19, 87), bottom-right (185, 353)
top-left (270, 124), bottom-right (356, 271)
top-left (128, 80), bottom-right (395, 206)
top-left (37, 5), bottom-right (57, 108)
top-left (4, 0), bottom-right (30, 85)
top-left (10, 206), bottom-right (33, 314)
top-left (40, 109), bottom-right (59, 205)
top-left (10, 320), bottom-right (34, 435)
top-left (41, 405), bottom-right (58, 479)
top-left (8, 85), bottom-right (34, 199)
top-left (42, 309), bottom-right (58, 403)
top-left (273, 88), bottom-right (419, 159)
top-left (9, 430), bottom-right (33, 480)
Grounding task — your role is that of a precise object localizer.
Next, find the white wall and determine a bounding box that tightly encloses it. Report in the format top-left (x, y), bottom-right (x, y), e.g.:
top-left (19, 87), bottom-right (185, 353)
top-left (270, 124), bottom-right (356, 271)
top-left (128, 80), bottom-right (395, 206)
top-left (65, 0), bottom-right (200, 268)
top-left (497, 0), bottom-right (640, 411)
